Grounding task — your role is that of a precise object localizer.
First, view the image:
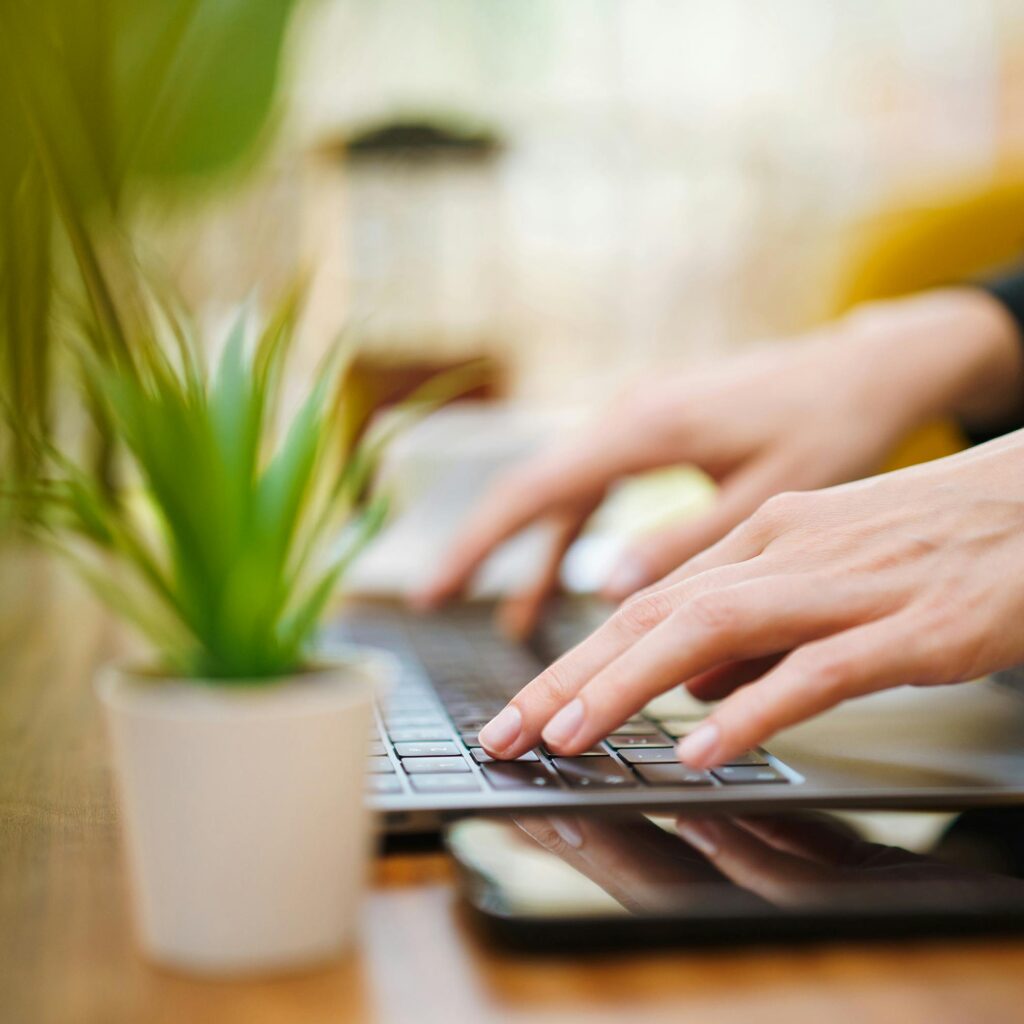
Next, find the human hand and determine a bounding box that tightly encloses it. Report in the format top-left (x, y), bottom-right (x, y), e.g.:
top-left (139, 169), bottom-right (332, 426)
top-left (474, 430), bottom-right (1024, 767)
top-left (416, 290), bottom-right (1022, 638)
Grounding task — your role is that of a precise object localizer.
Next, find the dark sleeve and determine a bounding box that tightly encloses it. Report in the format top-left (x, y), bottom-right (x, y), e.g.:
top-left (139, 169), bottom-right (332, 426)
top-left (962, 269), bottom-right (1024, 444)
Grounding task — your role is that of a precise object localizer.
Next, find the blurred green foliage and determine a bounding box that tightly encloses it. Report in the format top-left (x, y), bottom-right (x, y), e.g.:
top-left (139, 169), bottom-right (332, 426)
top-left (0, 0), bottom-right (297, 484)
top-left (0, 0), bottom-right (423, 678)
top-left (16, 294), bottom-right (396, 679)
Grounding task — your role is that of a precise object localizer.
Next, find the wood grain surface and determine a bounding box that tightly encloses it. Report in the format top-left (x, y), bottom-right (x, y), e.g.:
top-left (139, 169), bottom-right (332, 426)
top-left (4, 550), bottom-right (1024, 1024)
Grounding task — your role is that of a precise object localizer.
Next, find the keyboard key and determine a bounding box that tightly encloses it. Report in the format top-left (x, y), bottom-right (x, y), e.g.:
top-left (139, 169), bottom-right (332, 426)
top-left (552, 757), bottom-right (637, 789)
top-left (410, 775), bottom-right (481, 794)
top-left (722, 750), bottom-right (770, 766)
top-left (607, 733), bottom-right (671, 748)
top-left (481, 763), bottom-right (560, 790)
top-left (401, 756), bottom-right (470, 774)
top-left (445, 702), bottom-right (502, 718)
top-left (389, 726), bottom-right (454, 743)
top-left (607, 721), bottom-right (663, 735)
top-left (367, 775), bottom-right (403, 794)
top-left (452, 718), bottom-right (492, 732)
top-left (618, 748), bottom-right (680, 764)
top-left (367, 756), bottom-right (395, 774)
top-left (380, 698), bottom-right (438, 713)
top-left (471, 748), bottom-right (539, 763)
top-left (460, 730), bottom-right (482, 746)
top-left (540, 743), bottom-right (607, 757)
top-left (367, 741), bottom-right (387, 757)
top-left (384, 713), bottom-right (449, 729)
top-left (634, 764), bottom-right (714, 786)
top-left (713, 765), bottom-right (788, 784)
top-left (394, 741), bottom-right (460, 758)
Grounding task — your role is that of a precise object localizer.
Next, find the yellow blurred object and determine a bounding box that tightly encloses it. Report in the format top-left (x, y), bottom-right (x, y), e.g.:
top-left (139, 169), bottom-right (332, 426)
top-left (833, 168), bottom-right (1024, 470)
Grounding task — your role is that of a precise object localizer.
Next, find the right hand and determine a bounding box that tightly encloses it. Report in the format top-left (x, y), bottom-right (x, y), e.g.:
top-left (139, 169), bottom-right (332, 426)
top-left (415, 289), bottom-right (1022, 637)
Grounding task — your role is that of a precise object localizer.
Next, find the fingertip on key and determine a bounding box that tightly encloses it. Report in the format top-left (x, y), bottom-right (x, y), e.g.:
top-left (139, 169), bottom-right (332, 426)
top-left (540, 697), bottom-right (585, 750)
top-left (675, 721), bottom-right (721, 768)
top-left (478, 704), bottom-right (523, 755)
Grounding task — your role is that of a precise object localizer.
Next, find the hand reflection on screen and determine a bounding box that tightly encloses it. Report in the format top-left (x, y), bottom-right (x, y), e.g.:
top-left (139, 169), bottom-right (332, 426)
top-left (513, 814), bottom-right (724, 915)
top-left (514, 812), bottom-right (1024, 914)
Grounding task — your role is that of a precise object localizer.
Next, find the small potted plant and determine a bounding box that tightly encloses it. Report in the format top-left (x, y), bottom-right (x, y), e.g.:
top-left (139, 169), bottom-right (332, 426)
top-left (14, 295), bottom-right (414, 975)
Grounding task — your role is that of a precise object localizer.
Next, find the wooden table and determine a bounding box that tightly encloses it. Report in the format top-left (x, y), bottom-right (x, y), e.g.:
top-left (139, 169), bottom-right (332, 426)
top-left (4, 552), bottom-right (1024, 1024)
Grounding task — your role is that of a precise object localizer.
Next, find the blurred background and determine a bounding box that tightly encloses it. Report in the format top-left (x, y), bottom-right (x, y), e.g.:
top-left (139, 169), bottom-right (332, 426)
top-left (8, 0), bottom-right (1024, 593)
top-left (166, 0), bottom-right (1024, 399)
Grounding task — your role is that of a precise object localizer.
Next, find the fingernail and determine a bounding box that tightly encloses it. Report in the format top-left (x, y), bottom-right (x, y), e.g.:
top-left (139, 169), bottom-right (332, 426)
top-left (677, 819), bottom-right (720, 857)
top-left (550, 815), bottom-right (584, 849)
top-left (602, 560), bottom-right (650, 599)
top-left (542, 698), bottom-right (585, 748)
top-left (479, 704), bottom-right (522, 753)
top-left (676, 722), bottom-right (720, 767)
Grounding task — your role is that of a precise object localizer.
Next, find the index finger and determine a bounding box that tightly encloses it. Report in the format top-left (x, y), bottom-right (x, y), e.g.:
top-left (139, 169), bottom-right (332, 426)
top-left (415, 433), bottom-right (642, 608)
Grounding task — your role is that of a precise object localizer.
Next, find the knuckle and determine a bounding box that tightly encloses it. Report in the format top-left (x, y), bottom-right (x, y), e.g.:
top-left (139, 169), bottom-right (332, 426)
top-left (532, 661), bottom-right (576, 705)
top-left (616, 589), bottom-right (676, 634)
top-left (791, 645), bottom-right (851, 699)
top-left (757, 490), bottom-right (806, 525)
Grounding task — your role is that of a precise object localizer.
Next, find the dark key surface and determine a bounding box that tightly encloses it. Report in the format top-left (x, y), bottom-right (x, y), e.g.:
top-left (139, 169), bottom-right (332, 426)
top-left (618, 748), bottom-right (681, 764)
top-left (389, 726), bottom-right (455, 743)
top-left (481, 762), bottom-right (560, 790)
top-left (606, 721), bottom-right (664, 735)
top-left (471, 748), bottom-right (539, 763)
top-left (540, 743), bottom-right (608, 757)
top-left (634, 764), bottom-right (714, 786)
top-left (367, 775), bottom-right (403, 794)
top-left (367, 756), bottom-right (395, 774)
top-left (713, 765), bottom-right (788, 784)
top-left (394, 741), bottom-right (460, 758)
top-left (400, 756), bottom-right (470, 774)
top-left (607, 733), bottom-right (671, 748)
top-left (451, 718), bottom-right (492, 732)
top-left (552, 757), bottom-right (638, 789)
top-left (409, 774), bottom-right (481, 793)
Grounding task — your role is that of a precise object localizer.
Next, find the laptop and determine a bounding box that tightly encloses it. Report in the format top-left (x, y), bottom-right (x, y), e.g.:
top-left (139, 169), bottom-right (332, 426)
top-left (330, 598), bottom-right (1024, 834)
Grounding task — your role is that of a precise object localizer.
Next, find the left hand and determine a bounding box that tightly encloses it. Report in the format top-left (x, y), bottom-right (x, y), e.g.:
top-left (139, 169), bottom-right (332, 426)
top-left (476, 431), bottom-right (1024, 768)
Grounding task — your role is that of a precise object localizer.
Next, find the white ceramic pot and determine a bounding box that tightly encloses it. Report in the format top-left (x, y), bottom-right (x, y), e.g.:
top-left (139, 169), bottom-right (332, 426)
top-left (97, 651), bottom-right (390, 976)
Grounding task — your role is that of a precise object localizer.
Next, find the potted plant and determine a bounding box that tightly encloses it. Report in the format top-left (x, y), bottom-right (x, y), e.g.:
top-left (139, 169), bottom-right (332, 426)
top-left (13, 293), bottom-right (416, 975)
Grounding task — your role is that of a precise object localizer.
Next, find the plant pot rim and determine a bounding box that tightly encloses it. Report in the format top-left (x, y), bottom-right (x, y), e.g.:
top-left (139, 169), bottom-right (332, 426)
top-left (96, 643), bottom-right (396, 723)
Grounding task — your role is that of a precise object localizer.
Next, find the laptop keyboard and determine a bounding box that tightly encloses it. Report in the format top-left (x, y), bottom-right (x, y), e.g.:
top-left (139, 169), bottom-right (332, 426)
top-left (337, 604), bottom-right (795, 798)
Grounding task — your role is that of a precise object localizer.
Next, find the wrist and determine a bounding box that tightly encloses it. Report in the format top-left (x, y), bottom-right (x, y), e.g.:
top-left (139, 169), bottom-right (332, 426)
top-left (832, 289), bottom-right (1024, 438)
